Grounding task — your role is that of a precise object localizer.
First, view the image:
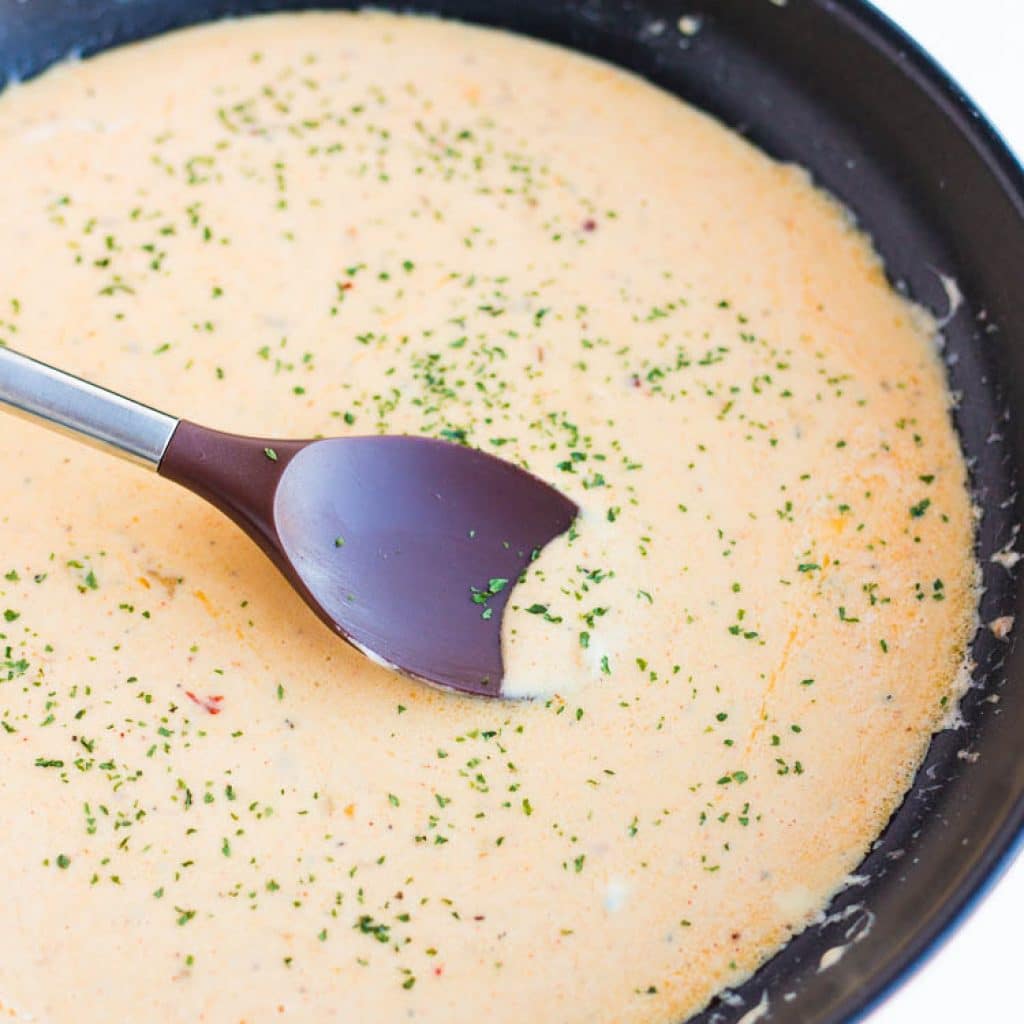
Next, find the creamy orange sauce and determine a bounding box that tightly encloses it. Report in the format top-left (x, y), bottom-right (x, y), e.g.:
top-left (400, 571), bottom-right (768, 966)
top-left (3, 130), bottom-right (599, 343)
top-left (0, 12), bottom-right (975, 1023)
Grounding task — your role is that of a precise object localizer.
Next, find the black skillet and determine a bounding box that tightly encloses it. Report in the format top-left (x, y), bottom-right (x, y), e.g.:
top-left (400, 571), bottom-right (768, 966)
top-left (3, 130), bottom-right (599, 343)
top-left (2, 1), bottom-right (1021, 1021)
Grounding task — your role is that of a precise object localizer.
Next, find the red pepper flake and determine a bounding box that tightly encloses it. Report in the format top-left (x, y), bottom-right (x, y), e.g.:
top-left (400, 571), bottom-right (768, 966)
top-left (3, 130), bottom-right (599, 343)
top-left (434, 966), bottom-right (444, 977)
top-left (185, 691), bottom-right (224, 715)
top-left (339, 281), bottom-right (353, 291)
top-left (582, 218), bottom-right (597, 232)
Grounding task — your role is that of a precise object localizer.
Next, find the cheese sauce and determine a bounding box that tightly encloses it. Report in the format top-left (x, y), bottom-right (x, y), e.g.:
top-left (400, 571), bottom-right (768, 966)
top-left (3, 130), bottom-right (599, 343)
top-left (0, 12), bottom-right (976, 1023)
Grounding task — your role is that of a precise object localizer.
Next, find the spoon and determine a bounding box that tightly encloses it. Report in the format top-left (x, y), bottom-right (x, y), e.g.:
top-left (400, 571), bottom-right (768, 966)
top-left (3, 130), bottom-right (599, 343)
top-left (0, 347), bottom-right (577, 697)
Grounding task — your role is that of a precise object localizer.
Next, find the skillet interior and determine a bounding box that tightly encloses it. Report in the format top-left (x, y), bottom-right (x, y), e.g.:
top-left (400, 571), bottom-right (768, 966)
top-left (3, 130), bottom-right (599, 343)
top-left (1, 2), bottom-right (1021, 1021)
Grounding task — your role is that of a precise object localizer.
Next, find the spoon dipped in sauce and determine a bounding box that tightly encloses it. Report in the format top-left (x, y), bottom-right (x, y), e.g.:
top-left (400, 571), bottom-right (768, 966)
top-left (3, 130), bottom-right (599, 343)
top-left (0, 347), bottom-right (577, 697)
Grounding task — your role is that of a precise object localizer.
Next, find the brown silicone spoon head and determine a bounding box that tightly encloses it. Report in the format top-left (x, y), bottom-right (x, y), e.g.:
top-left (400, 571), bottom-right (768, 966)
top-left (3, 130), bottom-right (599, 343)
top-left (159, 425), bottom-right (577, 698)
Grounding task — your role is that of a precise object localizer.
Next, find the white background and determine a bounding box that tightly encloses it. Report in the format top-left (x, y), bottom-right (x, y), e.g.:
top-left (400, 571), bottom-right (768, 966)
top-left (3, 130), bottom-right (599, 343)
top-left (863, 1), bottom-right (1022, 1022)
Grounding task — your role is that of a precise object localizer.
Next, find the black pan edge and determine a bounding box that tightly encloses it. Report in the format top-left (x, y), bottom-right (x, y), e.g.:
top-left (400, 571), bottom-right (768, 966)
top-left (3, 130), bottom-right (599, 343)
top-left (800, 0), bottom-right (1024, 1005)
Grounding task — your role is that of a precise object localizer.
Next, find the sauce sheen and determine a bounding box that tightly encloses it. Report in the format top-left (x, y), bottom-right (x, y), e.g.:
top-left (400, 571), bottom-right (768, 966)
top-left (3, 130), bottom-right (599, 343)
top-left (0, 12), bottom-right (976, 1024)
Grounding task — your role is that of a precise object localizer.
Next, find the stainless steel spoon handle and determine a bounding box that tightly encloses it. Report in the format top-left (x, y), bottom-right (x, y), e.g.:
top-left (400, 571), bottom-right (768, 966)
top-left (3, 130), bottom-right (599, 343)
top-left (0, 346), bottom-right (178, 469)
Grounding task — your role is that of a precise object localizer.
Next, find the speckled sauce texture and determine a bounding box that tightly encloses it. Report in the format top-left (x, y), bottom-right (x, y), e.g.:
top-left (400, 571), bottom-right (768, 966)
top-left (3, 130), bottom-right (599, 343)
top-left (0, 12), bottom-right (976, 1024)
